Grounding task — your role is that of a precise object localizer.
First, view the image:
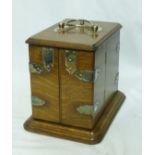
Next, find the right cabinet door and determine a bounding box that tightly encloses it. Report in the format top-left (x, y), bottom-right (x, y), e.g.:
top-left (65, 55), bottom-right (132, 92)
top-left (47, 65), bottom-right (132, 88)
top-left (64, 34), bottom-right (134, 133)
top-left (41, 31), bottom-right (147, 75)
top-left (59, 49), bottom-right (94, 129)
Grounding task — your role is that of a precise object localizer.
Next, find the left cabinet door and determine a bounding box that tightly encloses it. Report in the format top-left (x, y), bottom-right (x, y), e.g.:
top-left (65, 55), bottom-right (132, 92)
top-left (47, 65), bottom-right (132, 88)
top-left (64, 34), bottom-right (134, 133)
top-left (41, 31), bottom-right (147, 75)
top-left (29, 45), bottom-right (60, 123)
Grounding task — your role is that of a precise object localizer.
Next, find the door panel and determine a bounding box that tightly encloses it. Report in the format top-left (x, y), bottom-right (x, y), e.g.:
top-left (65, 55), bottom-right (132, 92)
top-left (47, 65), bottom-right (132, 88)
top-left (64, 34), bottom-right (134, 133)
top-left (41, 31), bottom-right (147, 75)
top-left (59, 50), bottom-right (94, 129)
top-left (29, 45), bottom-right (60, 123)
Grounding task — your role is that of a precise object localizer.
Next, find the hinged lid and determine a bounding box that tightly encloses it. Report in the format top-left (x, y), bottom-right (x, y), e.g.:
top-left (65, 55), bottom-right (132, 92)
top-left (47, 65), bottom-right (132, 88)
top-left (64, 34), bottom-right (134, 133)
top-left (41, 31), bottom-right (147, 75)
top-left (26, 19), bottom-right (122, 51)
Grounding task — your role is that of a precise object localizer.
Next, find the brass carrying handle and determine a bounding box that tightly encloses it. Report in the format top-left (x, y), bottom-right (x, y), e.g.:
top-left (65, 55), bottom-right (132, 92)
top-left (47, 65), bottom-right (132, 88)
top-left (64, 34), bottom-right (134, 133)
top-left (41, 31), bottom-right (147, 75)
top-left (58, 19), bottom-right (99, 36)
top-left (29, 47), bottom-right (54, 74)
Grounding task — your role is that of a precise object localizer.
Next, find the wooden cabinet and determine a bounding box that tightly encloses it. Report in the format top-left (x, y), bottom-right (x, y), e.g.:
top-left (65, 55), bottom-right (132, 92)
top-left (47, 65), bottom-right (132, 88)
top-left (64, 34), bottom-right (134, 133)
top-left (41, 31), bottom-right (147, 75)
top-left (24, 19), bottom-right (125, 144)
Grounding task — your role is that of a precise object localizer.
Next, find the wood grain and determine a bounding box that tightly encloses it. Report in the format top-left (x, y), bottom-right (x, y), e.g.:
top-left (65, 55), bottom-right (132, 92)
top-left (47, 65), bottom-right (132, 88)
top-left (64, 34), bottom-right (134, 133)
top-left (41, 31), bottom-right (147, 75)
top-left (59, 50), bottom-right (94, 129)
top-left (24, 91), bottom-right (125, 144)
top-left (92, 31), bottom-right (120, 127)
top-left (29, 45), bottom-right (60, 123)
top-left (24, 19), bottom-right (125, 144)
top-left (105, 31), bottom-right (120, 104)
top-left (26, 19), bottom-right (122, 51)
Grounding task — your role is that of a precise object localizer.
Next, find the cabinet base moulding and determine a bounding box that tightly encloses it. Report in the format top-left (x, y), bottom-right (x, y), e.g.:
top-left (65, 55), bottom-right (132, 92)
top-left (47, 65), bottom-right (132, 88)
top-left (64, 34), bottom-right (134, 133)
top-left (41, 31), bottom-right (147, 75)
top-left (24, 91), bottom-right (125, 144)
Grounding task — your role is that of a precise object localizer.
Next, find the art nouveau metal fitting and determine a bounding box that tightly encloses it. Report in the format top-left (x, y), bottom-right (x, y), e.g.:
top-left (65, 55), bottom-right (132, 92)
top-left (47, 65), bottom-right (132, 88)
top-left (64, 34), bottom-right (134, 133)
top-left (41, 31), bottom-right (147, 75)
top-left (32, 96), bottom-right (46, 106)
top-left (30, 47), bottom-right (54, 74)
top-left (64, 50), bottom-right (94, 82)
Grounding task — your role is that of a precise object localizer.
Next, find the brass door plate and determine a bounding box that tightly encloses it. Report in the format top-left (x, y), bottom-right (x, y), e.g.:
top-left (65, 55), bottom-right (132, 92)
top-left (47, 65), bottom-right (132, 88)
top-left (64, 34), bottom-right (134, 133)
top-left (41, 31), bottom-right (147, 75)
top-left (32, 96), bottom-right (46, 106)
top-left (30, 47), bottom-right (54, 74)
top-left (64, 50), bottom-right (94, 82)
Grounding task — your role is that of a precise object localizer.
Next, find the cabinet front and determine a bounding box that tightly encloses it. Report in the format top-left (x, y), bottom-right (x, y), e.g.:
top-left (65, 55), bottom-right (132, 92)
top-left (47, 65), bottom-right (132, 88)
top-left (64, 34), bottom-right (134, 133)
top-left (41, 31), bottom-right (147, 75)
top-left (29, 46), bottom-right (94, 129)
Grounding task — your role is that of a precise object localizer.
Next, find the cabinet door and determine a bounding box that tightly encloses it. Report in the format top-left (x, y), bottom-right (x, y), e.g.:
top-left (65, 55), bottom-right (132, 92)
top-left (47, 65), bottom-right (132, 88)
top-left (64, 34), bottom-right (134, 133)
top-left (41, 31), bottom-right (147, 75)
top-left (29, 45), bottom-right (60, 123)
top-left (59, 49), bottom-right (94, 129)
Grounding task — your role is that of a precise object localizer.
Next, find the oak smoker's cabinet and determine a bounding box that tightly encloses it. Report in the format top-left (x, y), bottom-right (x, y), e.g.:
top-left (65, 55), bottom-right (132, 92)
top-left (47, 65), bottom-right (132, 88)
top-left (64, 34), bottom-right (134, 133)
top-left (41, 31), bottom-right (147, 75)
top-left (24, 19), bottom-right (125, 144)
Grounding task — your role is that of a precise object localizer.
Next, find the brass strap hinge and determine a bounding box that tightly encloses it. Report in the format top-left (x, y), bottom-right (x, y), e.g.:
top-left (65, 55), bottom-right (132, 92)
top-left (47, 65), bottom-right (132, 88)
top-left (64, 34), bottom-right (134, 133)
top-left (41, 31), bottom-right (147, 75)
top-left (64, 50), bottom-right (94, 82)
top-left (30, 47), bottom-right (54, 74)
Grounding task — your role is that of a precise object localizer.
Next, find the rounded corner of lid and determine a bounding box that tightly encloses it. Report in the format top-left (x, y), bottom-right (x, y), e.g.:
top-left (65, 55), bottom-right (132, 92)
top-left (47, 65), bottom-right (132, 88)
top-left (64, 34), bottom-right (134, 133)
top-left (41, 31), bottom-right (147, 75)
top-left (117, 23), bottom-right (123, 29)
top-left (25, 38), bottom-right (31, 44)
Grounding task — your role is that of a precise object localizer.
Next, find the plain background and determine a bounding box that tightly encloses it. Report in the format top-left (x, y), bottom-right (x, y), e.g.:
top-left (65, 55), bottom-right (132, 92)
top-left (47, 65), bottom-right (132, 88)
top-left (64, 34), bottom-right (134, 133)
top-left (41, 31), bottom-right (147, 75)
top-left (12, 0), bottom-right (141, 155)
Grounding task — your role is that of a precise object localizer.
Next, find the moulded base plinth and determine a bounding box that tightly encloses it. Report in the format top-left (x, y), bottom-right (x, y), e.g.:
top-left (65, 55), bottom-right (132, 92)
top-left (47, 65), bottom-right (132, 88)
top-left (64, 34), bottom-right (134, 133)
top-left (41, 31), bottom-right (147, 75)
top-left (24, 90), bottom-right (125, 144)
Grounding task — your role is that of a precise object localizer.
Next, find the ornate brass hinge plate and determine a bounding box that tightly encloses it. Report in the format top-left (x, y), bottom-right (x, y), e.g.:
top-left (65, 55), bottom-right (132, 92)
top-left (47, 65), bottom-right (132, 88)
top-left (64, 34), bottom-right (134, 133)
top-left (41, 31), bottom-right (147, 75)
top-left (32, 96), bottom-right (46, 106)
top-left (29, 63), bottom-right (44, 74)
top-left (76, 105), bottom-right (94, 115)
top-left (64, 50), bottom-right (94, 82)
top-left (30, 47), bottom-right (54, 74)
top-left (42, 47), bottom-right (54, 72)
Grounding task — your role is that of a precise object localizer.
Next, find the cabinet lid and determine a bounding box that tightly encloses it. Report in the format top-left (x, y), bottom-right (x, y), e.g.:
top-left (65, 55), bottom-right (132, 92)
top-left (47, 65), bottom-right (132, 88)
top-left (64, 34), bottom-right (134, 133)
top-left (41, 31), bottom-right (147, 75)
top-left (26, 19), bottom-right (122, 51)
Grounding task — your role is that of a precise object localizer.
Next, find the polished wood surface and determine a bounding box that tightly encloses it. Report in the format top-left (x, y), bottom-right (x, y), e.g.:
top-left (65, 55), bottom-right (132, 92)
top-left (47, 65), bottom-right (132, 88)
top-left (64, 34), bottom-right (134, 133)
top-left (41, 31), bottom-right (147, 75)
top-left (26, 19), bottom-right (122, 51)
top-left (92, 31), bottom-right (120, 126)
top-left (59, 50), bottom-right (94, 129)
top-left (28, 31), bottom-right (123, 131)
top-left (29, 45), bottom-right (60, 123)
top-left (105, 31), bottom-right (120, 103)
top-left (92, 41), bottom-right (106, 125)
top-left (24, 91), bottom-right (125, 144)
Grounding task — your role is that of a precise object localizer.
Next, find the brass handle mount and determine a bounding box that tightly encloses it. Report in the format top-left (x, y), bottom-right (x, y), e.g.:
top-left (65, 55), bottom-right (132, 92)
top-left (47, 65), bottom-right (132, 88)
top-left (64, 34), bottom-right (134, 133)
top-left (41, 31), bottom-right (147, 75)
top-left (57, 19), bottom-right (100, 37)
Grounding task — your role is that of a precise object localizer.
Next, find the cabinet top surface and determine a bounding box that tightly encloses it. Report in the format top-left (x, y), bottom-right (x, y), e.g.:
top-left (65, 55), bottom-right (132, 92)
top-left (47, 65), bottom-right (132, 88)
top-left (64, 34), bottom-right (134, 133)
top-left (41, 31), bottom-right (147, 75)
top-left (26, 19), bottom-right (122, 51)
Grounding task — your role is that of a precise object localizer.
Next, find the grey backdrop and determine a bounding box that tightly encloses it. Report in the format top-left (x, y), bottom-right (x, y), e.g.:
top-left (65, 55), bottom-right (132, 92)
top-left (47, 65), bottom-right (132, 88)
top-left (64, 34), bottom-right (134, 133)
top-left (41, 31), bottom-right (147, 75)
top-left (13, 0), bottom-right (141, 155)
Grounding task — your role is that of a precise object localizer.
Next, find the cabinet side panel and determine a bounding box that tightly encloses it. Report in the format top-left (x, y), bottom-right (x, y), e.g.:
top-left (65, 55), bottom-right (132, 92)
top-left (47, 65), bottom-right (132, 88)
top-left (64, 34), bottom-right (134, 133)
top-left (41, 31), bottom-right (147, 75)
top-left (60, 50), bottom-right (94, 129)
top-left (29, 45), bottom-right (60, 123)
top-left (105, 31), bottom-right (120, 103)
top-left (93, 42), bottom-right (106, 122)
